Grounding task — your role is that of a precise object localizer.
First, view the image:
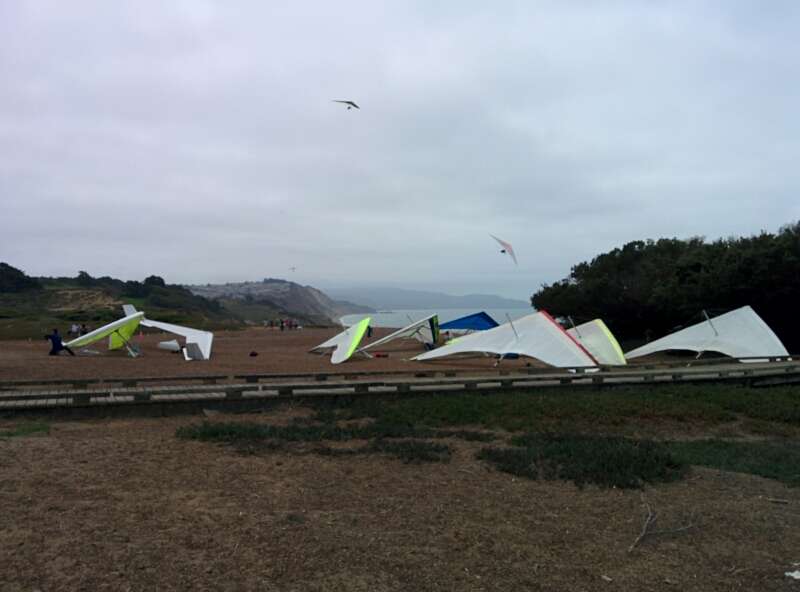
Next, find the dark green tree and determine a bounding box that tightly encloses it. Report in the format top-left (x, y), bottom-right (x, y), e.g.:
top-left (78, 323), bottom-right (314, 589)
top-left (143, 275), bottom-right (166, 287)
top-left (532, 222), bottom-right (800, 351)
top-left (0, 263), bottom-right (42, 292)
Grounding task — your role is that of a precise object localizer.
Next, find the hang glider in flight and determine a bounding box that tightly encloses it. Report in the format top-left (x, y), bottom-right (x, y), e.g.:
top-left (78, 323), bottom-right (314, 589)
top-left (490, 234), bottom-right (517, 265)
top-left (332, 99), bottom-right (360, 110)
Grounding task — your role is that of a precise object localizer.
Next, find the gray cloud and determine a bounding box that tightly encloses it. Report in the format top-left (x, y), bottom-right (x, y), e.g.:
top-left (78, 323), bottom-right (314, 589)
top-left (2, 1), bottom-right (799, 299)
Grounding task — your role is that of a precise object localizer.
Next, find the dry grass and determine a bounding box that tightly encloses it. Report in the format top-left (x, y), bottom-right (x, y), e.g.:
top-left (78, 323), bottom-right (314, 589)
top-left (2, 409), bottom-right (799, 591)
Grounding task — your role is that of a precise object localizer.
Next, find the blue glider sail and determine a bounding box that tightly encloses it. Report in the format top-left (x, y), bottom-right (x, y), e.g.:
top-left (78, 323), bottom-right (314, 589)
top-left (439, 311), bottom-right (499, 332)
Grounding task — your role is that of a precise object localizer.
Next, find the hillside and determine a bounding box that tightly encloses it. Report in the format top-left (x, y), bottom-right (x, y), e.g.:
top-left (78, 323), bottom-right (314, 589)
top-left (187, 279), bottom-right (373, 325)
top-left (322, 286), bottom-right (530, 310)
top-left (0, 266), bottom-right (241, 339)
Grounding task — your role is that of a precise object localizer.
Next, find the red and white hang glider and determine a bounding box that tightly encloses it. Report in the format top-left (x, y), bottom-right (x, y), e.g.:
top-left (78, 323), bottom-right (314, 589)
top-left (490, 234), bottom-right (517, 265)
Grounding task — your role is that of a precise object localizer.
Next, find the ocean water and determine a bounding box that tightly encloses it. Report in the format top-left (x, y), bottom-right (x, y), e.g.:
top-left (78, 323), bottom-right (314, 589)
top-left (340, 308), bottom-right (533, 328)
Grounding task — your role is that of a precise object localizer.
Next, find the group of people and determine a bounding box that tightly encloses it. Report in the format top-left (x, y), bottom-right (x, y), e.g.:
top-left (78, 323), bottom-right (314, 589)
top-left (68, 323), bottom-right (90, 336)
top-left (266, 319), bottom-right (301, 331)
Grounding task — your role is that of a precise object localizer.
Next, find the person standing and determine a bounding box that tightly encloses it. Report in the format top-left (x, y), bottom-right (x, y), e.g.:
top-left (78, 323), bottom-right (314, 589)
top-left (45, 329), bottom-right (75, 356)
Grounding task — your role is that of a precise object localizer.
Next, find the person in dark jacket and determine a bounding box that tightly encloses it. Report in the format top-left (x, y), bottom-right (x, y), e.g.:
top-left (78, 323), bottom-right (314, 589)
top-left (45, 329), bottom-right (75, 356)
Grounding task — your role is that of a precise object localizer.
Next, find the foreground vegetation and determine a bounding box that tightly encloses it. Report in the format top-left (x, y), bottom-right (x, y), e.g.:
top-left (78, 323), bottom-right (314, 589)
top-left (0, 421), bottom-right (50, 439)
top-left (178, 383), bottom-right (800, 488)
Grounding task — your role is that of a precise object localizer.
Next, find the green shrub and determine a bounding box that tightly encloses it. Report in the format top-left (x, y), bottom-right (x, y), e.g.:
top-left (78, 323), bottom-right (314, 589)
top-left (478, 433), bottom-right (686, 489)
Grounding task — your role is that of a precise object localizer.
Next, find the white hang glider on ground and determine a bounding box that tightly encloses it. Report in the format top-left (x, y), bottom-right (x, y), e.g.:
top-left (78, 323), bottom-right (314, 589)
top-left (490, 234), bottom-right (517, 265)
top-left (310, 317), bottom-right (371, 364)
top-left (566, 318), bottom-right (627, 366)
top-left (413, 312), bottom-right (597, 368)
top-left (357, 315), bottom-right (440, 356)
top-left (122, 305), bottom-right (214, 361)
top-left (65, 311), bottom-right (145, 356)
top-left (624, 305), bottom-right (789, 362)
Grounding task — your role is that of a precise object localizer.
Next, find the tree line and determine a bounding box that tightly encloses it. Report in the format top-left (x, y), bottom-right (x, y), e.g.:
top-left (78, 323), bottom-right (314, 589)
top-left (531, 222), bottom-right (800, 351)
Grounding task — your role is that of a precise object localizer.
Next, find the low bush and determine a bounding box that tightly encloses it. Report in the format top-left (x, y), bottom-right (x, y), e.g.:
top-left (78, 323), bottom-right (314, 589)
top-left (478, 433), bottom-right (686, 489)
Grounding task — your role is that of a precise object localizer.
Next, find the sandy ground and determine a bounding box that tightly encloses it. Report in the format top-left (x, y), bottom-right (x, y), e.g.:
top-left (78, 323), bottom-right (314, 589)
top-left (0, 328), bottom-right (537, 382)
top-left (1, 409), bottom-right (799, 591)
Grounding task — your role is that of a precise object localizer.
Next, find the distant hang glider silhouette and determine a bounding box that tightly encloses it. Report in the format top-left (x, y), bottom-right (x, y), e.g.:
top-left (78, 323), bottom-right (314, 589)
top-left (332, 100), bottom-right (360, 110)
top-left (490, 234), bottom-right (518, 265)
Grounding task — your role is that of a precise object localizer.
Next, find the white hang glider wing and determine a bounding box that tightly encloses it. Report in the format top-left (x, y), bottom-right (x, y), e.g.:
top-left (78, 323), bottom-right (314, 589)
top-left (65, 312), bottom-right (144, 354)
top-left (413, 311), bottom-right (596, 368)
top-left (310, 317), bottom-right (371, 364)
top-left (624, 306), bottom-right (789, 362)
top-left (490, 234), bottom-right (518, 265)
top-left (567, 319), bottom-right (627, 365)
top-left (123, 305), bottom-right (214, 360)
top-left (357, 315), bottom-right (440, 354)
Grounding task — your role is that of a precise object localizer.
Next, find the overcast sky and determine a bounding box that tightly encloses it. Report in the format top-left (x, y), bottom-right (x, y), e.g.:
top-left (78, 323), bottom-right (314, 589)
top-left (2, 1), bottom-right (799, 300)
